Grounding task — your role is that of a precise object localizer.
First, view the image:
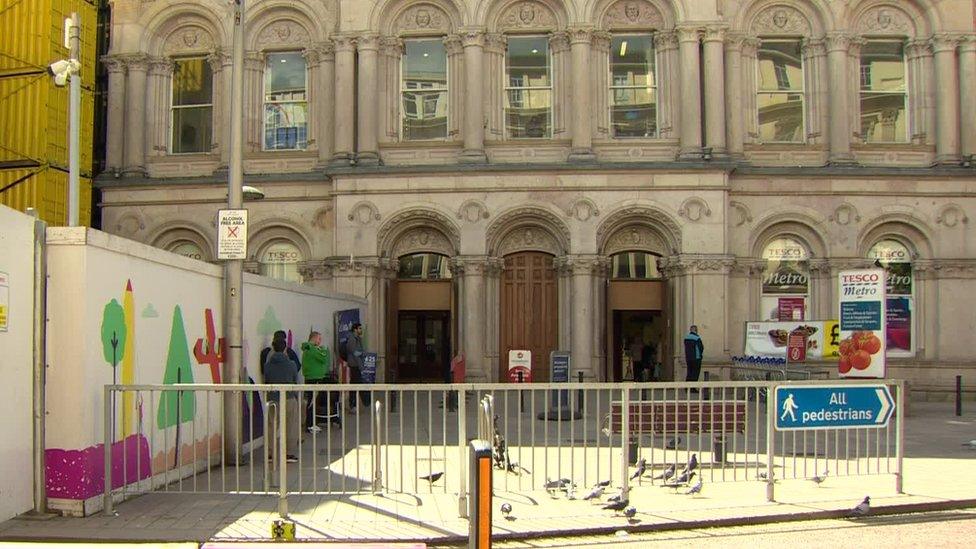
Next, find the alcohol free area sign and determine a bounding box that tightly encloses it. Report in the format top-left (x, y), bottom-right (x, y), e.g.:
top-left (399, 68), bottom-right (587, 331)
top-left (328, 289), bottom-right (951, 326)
top-left (217, 209), bottom-right (248, 260)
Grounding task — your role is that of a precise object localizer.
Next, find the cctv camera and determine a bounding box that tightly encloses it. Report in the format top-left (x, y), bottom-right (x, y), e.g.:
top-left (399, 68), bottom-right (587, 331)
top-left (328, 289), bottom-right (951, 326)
top-left (47, 59), bottom-right (80, 87)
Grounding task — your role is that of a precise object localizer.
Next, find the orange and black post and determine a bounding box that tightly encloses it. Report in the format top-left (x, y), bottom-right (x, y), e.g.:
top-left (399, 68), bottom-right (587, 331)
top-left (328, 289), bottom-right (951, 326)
top-left (468, 440), bottom-right (493, 549)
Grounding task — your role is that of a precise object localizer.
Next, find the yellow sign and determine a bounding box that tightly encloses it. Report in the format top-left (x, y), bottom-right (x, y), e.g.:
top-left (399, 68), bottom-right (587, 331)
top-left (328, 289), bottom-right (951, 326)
top-left (271, 519), bottom-right (296, 541)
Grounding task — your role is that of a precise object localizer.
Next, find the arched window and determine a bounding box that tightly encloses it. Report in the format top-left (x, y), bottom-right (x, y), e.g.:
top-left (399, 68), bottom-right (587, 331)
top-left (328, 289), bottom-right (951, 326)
top-left (401, 38), bottom-right (449, 140)
top-left (610, 251), bottom-right (661, 279)
top-left (868, 239), bottom-right (914, 356)
top-left (398, 252), bottom-right (452, 280)
top-left (169, 240), bottom-right (207, 262)
top-left (761, 237), bottom-right (809, 321)
top-left (264, 51), bottom-right (308, 150)
top-left (259, 240), bottom-right (304, 283)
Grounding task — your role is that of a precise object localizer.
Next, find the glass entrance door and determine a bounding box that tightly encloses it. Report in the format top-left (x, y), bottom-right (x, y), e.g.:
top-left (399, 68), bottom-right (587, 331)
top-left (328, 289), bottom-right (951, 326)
top-left (397, 311), bottom-right (450, 382)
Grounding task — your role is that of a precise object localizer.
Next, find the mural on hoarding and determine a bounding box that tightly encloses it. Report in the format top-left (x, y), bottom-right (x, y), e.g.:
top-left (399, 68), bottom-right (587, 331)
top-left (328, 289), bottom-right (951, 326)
top-left (193, 308), bottom-right (225, 383)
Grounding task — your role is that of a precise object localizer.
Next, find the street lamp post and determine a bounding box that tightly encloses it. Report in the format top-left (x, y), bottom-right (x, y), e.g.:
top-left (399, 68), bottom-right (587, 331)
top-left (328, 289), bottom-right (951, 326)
top-left (67, 13), bottom-right (80, 226)
top-left (223, 0), bottom-right (246, 460)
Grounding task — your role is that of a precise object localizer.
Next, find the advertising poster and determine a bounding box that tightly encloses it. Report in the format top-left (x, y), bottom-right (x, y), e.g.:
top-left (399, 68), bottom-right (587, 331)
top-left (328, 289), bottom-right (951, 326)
top-left (762, 238), bottom-right (809, 295)
top-left (744, 320), bottom-right (839, 359)
top-left (886, 297), bottom-right (912, 355)
top-left (508, 349), bottom-right (532, 382)
top-left (334, 308), bottom-right (361, 382)
top-left (778, 297), bottom-right (806, 321)
top-left (838, 269), bottom-right (887, 378)
top-left (361, 352), bottom-right (377, 383)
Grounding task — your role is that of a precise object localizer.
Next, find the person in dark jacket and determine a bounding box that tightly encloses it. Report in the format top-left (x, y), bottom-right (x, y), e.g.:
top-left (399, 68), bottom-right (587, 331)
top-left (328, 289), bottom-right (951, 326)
top-left (683, 325), bottom-right (704, 382)
top-left (264, 339), bottom-right (300, 463)
top-left (260, 330), bottom-right (300, 379)
top-left (344, 323), bottom-right (370, 410)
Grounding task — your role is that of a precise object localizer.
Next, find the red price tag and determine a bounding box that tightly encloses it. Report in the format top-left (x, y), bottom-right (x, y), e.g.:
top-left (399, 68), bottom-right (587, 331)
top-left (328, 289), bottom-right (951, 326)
top-left (787, 332), bottom-right (807, 363)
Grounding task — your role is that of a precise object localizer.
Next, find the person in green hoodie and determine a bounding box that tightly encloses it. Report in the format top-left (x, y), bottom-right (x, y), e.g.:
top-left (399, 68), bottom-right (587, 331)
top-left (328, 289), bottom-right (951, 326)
top-left (301, 331), bottom-right (333, 432)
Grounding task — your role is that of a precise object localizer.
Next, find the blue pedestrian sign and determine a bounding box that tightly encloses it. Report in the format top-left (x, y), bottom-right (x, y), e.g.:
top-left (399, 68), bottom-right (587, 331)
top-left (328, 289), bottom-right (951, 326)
top-left (775, 385), bottom-right (895, 431)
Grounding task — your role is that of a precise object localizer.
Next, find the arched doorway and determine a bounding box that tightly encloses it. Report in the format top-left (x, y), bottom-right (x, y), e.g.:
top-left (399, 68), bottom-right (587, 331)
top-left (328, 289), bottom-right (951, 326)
top-left (499, 251), bottom-right (558, 382)
top-left (395, 252), bottom-right (453, 382)
top-left (607, 250), bottom-right (665, 382)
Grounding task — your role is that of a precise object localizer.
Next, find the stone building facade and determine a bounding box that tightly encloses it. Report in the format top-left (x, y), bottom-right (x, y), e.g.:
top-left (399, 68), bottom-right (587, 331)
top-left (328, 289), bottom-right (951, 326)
top-left (97, 0), bottom-right (976, 398)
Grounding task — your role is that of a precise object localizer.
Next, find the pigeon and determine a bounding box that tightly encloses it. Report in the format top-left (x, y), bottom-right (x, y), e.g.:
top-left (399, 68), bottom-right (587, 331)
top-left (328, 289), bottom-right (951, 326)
top-left (652, 464), bottom-right (676, 481)
top-left (566, 484), bottom-right (578, 500)
top-left (595, 479), bottom-right (612, 487)
top-left (623, 506), bottom-right (637, 519)
top-left (545, 478), bottom-right (572, 492)
top-left (758, 472), bottom-right (768, 480)
top-left (810, 470), bottom-right (829, 485)
top-left (603, 499), bottom-right (629, 512)
top-left (680, 453), bottom-right (699, 475)
top-left (500, 502), bottom-right (513, 520)
top-left (685, 476), bottom-right (703, 495)
top-left (851, 496), bottom-right (871, 516)
top-left (420, 472), bottom-right (444, 483)
top-left (606, 490), bottom-right (624, 503)
top-left (666, 437), bottom-right (681, 450)
top-left (506, 461), bottom-right (531, 475)
top-left (630, 458), bottom-right (647, 480)
top-left (664, 471), bottom-right (696, 490)
top-left (583, 484), bottom-right (605, 501)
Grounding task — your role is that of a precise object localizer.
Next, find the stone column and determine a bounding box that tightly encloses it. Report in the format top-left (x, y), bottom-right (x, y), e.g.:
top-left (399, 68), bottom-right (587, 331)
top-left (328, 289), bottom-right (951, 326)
top-left (568, 27), bottom-right (595, 162)
top-left (740, 38), bottom-right (760, 144)
top-left (590, 258), bottom-right (608, 381)
top-left (570, 256), bottom-right (596, 375)
top-left (356, 34), bottom-right (380, 165)
top-left (311, 41), bottom-right (335, 165)
top-left (590, 31), bottom-right (611, 140)
top-left (556, 257), bottom-right (573, 351)
top-left (906, 39), bottom-right (934, 145)
top-left (332, 35), bottom-right (356, 165)
top-left (483, 258), bottom-right (504, 381)
top-left (460, 29), bottom-right (487, 162)
top-left (443, 35), bottom-right (464, 142)
top-left (654, 31), bottom-right (679, 140)
top-left (724, 34), bottom-right (744, 157)
top-left (549, 32), bottom-right (570, 139)
top-left (243, 52), bottom-right (265, 152)
top-left (102, 55), bottom-right (126, 173)
top-left (146, 57), bottom-right (174, 159)
top-left (677, 27), bottom-right (702, 159)
top-left (122, 54), bottom-right (149, 176)
top-left (378, 37), bottom-right (404, 144)
top-left (802, 38), bottom-right (827, 146)
top-left (702, 26), bottom-right (726, 156)
top-left (456, 257), bottom-right (487, 377)
top-left (207, 51), bottom-right (231, 165)
top-left (825, 33), bottom-right (854, 164)
top-left (960, 36), bottom-right (976, 158)
top-left (484, 34), bottom-right (507, 139)
top-left (932, 34), bottom-right (962, 164)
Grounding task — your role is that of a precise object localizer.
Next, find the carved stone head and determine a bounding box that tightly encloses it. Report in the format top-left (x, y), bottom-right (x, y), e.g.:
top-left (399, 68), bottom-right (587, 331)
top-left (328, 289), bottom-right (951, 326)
top-left (773, 9), bottom-right (789, 29)
top-left (625, 3), bottom-right (640, 22)
top-left (519, 5), bottom-right (536, 24)
top-left (416, 9), bottom-right (431, 27)
top-left (877, 9), bottom-right (892, 29)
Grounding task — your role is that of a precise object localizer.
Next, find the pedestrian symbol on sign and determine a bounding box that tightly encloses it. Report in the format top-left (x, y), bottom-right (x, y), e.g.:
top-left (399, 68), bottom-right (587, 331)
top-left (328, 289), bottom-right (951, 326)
top-left (781, 393), bottom-right (798, 422)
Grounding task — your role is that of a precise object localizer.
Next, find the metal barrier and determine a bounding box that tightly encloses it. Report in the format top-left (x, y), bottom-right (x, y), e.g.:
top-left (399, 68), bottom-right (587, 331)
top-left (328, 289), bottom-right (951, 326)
top-left (101, 379), bottom-right (905, 516)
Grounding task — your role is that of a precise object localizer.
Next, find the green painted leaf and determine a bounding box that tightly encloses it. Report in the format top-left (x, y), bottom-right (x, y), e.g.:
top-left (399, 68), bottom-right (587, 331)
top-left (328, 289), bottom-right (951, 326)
top-left (158, 305), bottom-right (196, 429)
top-left (100, 299), bottom-right (127, 367)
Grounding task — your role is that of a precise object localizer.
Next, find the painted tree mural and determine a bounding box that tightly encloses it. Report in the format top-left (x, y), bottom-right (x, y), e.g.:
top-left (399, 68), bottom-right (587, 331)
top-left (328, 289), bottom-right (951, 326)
top-left (101, 299), bottom-right (127, 385)
top-left (158, 305), bottom-right (195, 431)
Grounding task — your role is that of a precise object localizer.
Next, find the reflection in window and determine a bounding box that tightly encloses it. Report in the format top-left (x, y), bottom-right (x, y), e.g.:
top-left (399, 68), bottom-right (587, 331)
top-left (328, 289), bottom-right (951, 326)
top-left (610, 35), bottom-right (657, 138)
top-left (505, 36), bottom-right (551, 138)
top-left (264, 52), bottom-right (308, 150)
top-left (611, 252), bottom-right (661, 280)
top-left (402, 39), bottom-right (448, 140)
top-left (756, 40), bottom-right (804, 143)
top-left (171, 58), bottom-right (213, 153)
top-left (398, 253), bottom-right (452, 280)
top-left (259, 241), bottom-right (303, 283)
top-left (169, 241), bottom-right (206, 262)
top-left (860, 41), bottom-right (907, 143)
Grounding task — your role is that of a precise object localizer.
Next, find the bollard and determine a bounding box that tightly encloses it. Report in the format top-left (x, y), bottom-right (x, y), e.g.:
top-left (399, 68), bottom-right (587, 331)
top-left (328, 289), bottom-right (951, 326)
top-left (373, 400), bottom-right (383, 493)
top-left (956, 375), bottom-right (963, 417)
top-left (468, 440), bottom-right (493, 549)
top-left (712, 436), bottom-right (726, 464)
top-left (577, 371), bottom-right (584, 415)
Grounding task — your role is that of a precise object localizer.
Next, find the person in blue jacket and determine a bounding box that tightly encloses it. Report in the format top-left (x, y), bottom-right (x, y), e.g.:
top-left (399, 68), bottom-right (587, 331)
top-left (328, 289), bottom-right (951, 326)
top-left (683, 325), bottom-right (704, 382)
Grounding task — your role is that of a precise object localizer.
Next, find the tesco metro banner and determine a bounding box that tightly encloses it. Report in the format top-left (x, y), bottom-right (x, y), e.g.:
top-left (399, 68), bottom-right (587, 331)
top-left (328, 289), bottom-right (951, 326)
top-left (838, 269), bottom-right (887, 379)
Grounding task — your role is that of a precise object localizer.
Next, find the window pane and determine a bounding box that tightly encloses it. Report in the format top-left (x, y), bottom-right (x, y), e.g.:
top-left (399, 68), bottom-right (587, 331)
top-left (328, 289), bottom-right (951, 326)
top-left (505, 89), bottom-right (551, 138)
top-left (507, 36), bottom-right (550, 88)
top-left (611, 35), bottom-right (655, 87)
top-left (173, 58), bottom-right (212, 106)
top-left (260, 241), bottom-right (303, 283)
top-left (398, 253), bottom-right (452, 280)
top-left (860, 42), bottom-right (905, 92)
top-left (172, 105), bottom-right (212, 153)
top-left (265, 52), bottom-right (307, 100)
top-left (264, 102), bottom-right (308, 150)
top-left (611, 252), bottom-right (661, 279)
top-left (757, 93), bottom-right (804, 142)
top-left (402, 90), bottom-right (448, 140)
top-left (757, 41), bottom-right (802, 92)
top-left (860, 93), bottom-right (906, 142)
top-left (611, 87), bottom-right (657, 137)
top-left (762, 238), bottom-right (809, 295)
top-left (170, 241), bottom-right (205, 261)
top-left (404, 40), bottom-right (447, 88)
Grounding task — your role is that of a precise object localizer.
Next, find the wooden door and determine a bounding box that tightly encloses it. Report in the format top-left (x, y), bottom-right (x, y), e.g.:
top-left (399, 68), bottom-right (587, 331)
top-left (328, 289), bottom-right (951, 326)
top-left (499, 252), bottom-right (558, 382)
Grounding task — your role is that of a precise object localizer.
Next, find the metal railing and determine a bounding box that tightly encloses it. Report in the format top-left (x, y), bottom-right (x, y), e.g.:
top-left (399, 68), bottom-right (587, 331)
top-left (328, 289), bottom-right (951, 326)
top-left (101, 379), bottom-right (905, 517)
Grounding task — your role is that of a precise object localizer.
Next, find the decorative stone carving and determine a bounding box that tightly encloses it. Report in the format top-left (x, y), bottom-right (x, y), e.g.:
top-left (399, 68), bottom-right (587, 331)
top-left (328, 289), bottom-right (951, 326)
top-left (460, 30), bottom-right (486, 47)
top-left (310, 41), bottom-right (336, 61)
top-left (751, 6), bottom-right (811, 36)
top-left (392, 227), bottom-right (454, 258)
top-left (484, 33), bottom-right (507, 53)
top-left (347, 201), bottom-right (381, 225)
top-left (380, 36), bottom-right (405, 56)
top-left (298, 260), bottom-right (334, 281)
top-left (497, 227), bottom-right (560, 256)
top-left (566, 198), bottom-right (600, 222)
top-left (602, 0), bottom-right (663, 29)
top-left (597, 205), bottom-right (681, 253)
top-left (443, 34), bottom-right (462, 56)
top-left (567, 27), bottom-right (593, 44)
top-left (116, 213), bottom-right (145, 235)
top-left (829, 203), bottom-right (861, 226)
top-left (163, 26), bottom-right (214, 55)
top-left (457, 200), bottom-right (490, 223)
top-left (101, 54), bottom-right (127, 74)
top-left (936, 204), bottom-right (968, 227)
top-left (856, 7), bottom-right (911, 35)
top-left (549, 31), bottom-right (569, 53)
top-left (487, 207), bottom-right (571, 254)
top-left (678, 197), bottom-right (711, 222)
top-left (498, 1), bottom-right (557, 31)
top-left (256, 21), bottom-right (310, 48)
top-left (730, 201), bottom-right (753, 227)
top-left (377, 208), bottom-right (461, 255)
top-left (311, 205), bottom-right (333, 229)
top-left (604, 225), bottom-right (667, 256)
top-left (592, 30), bottom-right (612, 51)
top-left (394, 4), bottom-right (450, 33)
top-left (333, 35), bottom-right (357, 52)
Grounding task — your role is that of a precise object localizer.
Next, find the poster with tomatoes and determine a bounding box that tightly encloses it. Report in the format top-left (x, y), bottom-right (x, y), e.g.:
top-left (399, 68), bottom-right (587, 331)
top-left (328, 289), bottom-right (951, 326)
top-left (838, 269), bottom-right (887, 378)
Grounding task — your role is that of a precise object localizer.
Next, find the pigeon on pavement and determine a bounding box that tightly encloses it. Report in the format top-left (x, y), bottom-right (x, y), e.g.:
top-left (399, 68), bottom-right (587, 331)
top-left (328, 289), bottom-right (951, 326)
top-left (810, 470), bottom-right (829, 485)
top-left (583, 484), bottom-right (606, 501)
top-left (606, 490), bottom-right (625, 503)
top-left (851, 496), bottom-right (871, 516)
top-left (545, 478), bottom-right (572, 493)
top-left (630, 458), bottom-right (647, 480)
top-left (685, 476), bottom-right (703, 495)
top-left (623, 506), bottom-right (637, 519)
top-left (680, 453), bottom-right (699, 475)
top-left (652, 464), bottom-right (676, 481)
top-left (664, 471), bottom-right (696, 490)
top-left (595, 479), bottom-right (612, 487)
top-left (500, 502), bottom-right (513, 520)
top-left (603, 499), bottom-right (629, 512)
top-left (666, 437), bottom-right (681, 450)
top-left (420, 472), bottom-right (444, 483)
